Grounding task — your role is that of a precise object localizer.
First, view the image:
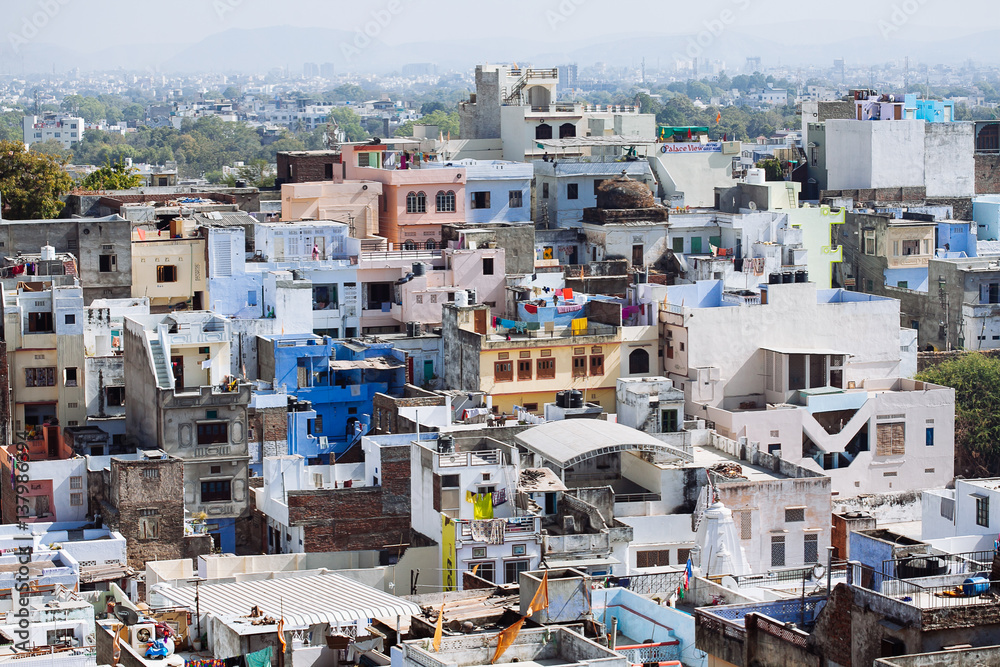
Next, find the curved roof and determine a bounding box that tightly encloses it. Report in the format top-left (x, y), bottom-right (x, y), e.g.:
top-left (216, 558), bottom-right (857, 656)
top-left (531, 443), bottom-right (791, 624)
top-left (156, 573), bottom-right (420, 629)
top-left (515, 420), bottom-right (689, 468)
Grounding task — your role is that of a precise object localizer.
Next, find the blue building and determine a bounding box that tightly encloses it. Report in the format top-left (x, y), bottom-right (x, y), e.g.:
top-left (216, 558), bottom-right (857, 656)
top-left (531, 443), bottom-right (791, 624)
top-left (904, 94), bottom-right (956, 123)
top-left (424, 159), bottom-right (533, 225)
top-left (257, 334), bottom-right (405, 461)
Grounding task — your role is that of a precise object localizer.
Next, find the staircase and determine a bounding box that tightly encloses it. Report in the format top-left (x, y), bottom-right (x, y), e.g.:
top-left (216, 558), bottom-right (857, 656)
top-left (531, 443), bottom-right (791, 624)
top-left (149, 339), bottom-right (172, 388)
top-left (785, 183), bottom-right (797, 209)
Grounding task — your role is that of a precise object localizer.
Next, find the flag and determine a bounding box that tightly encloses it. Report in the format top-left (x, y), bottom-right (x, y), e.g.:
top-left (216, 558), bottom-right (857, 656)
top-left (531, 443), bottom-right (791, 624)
top-left (526, 570), bottom-right (549, 617)
top-left (491, 617), bottom-right (525, 664)
top-left (136, 228), bottom-right (146, 241)
top-left (716, 111), bottom-right (722, 123)
top-left (277, 616), bottom-right (287, 654)
top-left (723, 133), bottom-right (727, 141)
top-left (685, 556), bottom-right (693, 591)
top-left (432, 603), bottom-right (444, 652)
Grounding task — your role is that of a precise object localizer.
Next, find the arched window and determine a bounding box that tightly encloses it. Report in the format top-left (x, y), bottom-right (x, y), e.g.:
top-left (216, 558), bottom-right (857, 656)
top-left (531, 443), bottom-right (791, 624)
top-left (402, 240), bottom-right (417, 250)
top-left (559, 122), bottom-right (577, 139)
top-left (629, 348), bottom-right (650, 375)
top-left (535, 123), bottom-right (553, 140)
top-left (436, 190), bottom-right (456, 213)
top-left (425, 240), bottom-right (438, 250)
top-left (406, 191), bottom-right (427, 214)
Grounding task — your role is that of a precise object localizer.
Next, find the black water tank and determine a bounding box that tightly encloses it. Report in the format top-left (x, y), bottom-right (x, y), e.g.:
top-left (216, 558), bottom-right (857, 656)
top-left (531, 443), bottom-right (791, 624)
top-left (782, 272), bottom-right (794, 284)
top-left (556, 391), bottom-right (568, 408)
top-left (437, 435), bottom-right (454, 454)
top-left (412, 262), bottom-right (426, 276)
top-left (768, 272), bottom-right (781, 285)
top-left (569, 390), bottom-right (584, 408)
top-left (795, 270), bottom-right (808, 283)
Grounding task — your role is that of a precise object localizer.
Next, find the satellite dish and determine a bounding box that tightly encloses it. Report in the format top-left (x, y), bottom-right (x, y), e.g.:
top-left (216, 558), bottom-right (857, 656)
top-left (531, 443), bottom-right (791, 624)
top-left (812, 563), bottom-right (826, 581)
top-left (721, 575), bottom-right (739, 590)
top-left (748, 201), bottom-right (757, 210)
top-left (114, 604), bottom-right (139, 626)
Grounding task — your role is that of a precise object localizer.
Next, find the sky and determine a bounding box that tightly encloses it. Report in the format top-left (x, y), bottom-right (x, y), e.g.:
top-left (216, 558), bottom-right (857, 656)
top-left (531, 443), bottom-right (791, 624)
top-left (6, 0), bottom-right (993, 49)
top-left (3, 0), bottom-right (998, 73)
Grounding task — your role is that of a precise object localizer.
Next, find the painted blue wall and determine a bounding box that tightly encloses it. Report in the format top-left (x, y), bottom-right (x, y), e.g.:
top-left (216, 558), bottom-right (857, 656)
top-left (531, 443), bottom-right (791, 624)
top-left (973, 196), bottom-right (1000, 242)
top-left (884, 267), bottom-right (929, 292)
top-left (592, 588), bottom-right (701, 667)
top-left (937, 221), bottom-right (975, 258)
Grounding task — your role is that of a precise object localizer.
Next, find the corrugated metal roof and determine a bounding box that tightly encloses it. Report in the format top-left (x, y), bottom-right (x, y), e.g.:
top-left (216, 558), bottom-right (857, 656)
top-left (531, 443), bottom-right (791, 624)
top-left (156, 573), bottom-right (420, 628)
top-left (515, 420), bottom-right (679, 468)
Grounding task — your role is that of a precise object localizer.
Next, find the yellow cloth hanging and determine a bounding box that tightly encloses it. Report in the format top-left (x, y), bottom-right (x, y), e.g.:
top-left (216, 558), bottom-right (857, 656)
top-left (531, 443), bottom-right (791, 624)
top-left (571, 317), bottom-right (588, 334)
top-left (473, 493), bottom-right (494, 519)
top-left (466, 490), bottom-right (475, 503)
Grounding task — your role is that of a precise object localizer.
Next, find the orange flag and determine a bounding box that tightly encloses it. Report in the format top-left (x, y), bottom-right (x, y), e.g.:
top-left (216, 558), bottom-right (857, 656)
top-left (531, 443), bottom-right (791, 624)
top-left (490, 617), bottom-right (525, 664)
top-left (716, 111), bottom-right (722, 123)
top-left (433, 603), bottom-right (445, 652)
top-left (112, 625), bottom-right (124, 666)
top-left (525, 570), bottom-right (549, 617)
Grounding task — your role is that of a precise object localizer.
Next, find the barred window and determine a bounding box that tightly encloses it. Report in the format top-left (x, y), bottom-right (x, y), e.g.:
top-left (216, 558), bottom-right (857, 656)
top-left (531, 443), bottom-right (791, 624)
top-left (785, 507), bottom-right (805, 523)
top-left (876, 422), bottom-right (905, 456)
top-left (636, 549), bottom-right (670, 568)
top-left (771, 535), bottom-right (785, 567)
top-left (804, 534), bottom-right (818, 563)
top-left (734, 509), bottom-right (753, 540)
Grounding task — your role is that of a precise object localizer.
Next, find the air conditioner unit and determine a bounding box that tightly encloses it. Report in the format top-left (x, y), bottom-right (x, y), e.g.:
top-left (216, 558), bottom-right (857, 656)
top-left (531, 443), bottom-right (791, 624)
top-left (130, 624), bottom-right (156, 654)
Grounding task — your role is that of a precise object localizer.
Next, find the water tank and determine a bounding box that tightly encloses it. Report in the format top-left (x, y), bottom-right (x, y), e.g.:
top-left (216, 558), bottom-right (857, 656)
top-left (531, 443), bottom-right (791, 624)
top-left (794, 269), bottom-right (808, 283)
top-left (555, 391), bottom-right (568, 408)
top-left (746, 168), bottom-right (766, 185)
top-left (781, 272), bottom-right (794, 284)
top-left (768, 272), bottom-right (782, 285)
top-left (569, 390), bottom-right (584, 408)
top-left (412, 262), bottom-right (426, 277)
top-left (963, 577), bottom-right (989, 596)
top-left (454, 290), bottom-right (469, 307)
top-left (291, 269), bottom-right (305, 281)
top-left (466, 289), bottom-right (478, 305)
top-left (406, 321), bottom-right (423, 337)
top-left (40, 245), bottom-right (56, 261)
top-left (437, 435), bottom-right (455, 454)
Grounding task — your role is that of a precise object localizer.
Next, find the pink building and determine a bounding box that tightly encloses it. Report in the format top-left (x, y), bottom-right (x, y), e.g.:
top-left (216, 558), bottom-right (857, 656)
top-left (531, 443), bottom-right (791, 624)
top-left (343, 144), bottom-right (466, 249)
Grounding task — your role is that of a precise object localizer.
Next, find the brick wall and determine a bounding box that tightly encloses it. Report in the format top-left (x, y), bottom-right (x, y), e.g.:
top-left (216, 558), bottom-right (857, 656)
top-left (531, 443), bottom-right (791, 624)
top-left (249, 406), bottom-right (288, 459)
top-left (975, 154), bottom-right (1000, 194)
top-left (276, 152), bottom-right (343, 184)
top-left (288, 444), bottom-right (412, 551)
top-left (372, 393), bottom-right (444, 435)
top-left (917, 348), bottom-right (1000, 373)
top-left (810, 583), bottom-right (855, 667)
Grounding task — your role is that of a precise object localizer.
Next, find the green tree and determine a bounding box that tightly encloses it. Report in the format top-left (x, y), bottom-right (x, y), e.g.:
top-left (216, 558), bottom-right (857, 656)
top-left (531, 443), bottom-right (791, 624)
top-left (223, 86), bottom-right (241, 100)
top-left (756, 157), bottom-right (784, 181)
top-left (122, 103), bottom-right (145, 125)
top-left (0, 141), bottom-right (73, 219)
top-left (328, 107), bottom-right (368, 142)
top-left (420, 101), bottom-right (448, 115)
top-left (30, 139), bottom-right (73, 161)
top-left (229, 159), bottom-right (275, 188)
top-left (78, 159), bottom-right (145, 191)
top-left (916, 354), bottom-right (1000, 477)
top-left (394, 110), bottom-right (460, 138)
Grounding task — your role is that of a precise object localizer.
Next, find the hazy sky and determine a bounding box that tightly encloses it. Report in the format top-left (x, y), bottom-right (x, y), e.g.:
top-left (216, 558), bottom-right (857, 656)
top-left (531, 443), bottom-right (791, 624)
top-left (7, 0), bottom-right (994, 49)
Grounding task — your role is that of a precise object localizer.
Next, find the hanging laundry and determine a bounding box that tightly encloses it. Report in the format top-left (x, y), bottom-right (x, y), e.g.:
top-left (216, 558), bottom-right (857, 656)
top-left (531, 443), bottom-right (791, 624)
top-left (554, 289), bottom-right (563, 297)
top-left (466, 490), bottom-right (475, 503)
top-left (571, 317), bottom-right (588, 334)
top-left (556, 304), bottom-right (582, 314)
top-left (524, 304), bottom-right (538, 314)
top-left (527, 322), bottom-right (541, 331)
top-left (473, 493), bottom-right (494, 519)
top-left (493, 488), bottom-right (508, 506)
top-left (500, 319), bottom-right (516, 328)
top-left (562, 287), bottom-right (573, 299)
top-left (245, 647), bottom-right (273, 667)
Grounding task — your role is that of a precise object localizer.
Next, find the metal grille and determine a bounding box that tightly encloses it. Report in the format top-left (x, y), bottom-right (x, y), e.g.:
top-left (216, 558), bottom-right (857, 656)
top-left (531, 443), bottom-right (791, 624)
top-left (734, 510), bottom-right (752, 540)
top-left (804, 535), bottom-right (818, 564)
top-left (771, 535), bottom-right (785, 567)
top-left (636, 549), bottom-right (670, 568)
top-left (784, 507), bottom-right (805, 523)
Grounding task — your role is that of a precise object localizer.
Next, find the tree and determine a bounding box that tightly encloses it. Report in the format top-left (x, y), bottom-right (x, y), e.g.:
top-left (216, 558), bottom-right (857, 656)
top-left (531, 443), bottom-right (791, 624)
top-left (756, 158), bottom-right (784, 181)
top-left (228, 159), bottom-right (275, 188)
top-left (916, 353), bottom-right (1000, 477)
top-left (78, 159), bottom-right (145, 191)
top-left (420, 101), bottom-right (448, 115)
top-left (328, 107), bottom-right (368, 142)
top-left (30, 139), bottom-right (72, 161)
top-left (223, 86), bottom-right (241, 100)
top-left (394, 110), bottom-right (460, 139)
top-left (0, 141), bottom-right (73, 219)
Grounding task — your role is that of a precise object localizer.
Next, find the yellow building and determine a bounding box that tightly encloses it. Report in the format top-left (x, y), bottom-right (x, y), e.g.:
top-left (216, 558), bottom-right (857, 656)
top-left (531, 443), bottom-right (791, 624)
top-left (787, 205), bottom-right (845, 290)
top-left (442, 304), bottom-right (623, 415)
top-left (131, 220), bottom-right (208, 311)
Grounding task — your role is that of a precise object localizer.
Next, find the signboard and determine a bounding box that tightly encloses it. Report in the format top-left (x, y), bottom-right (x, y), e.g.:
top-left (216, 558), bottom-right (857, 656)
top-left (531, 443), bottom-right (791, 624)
top-left (660, 142), bottom-right (723, 154)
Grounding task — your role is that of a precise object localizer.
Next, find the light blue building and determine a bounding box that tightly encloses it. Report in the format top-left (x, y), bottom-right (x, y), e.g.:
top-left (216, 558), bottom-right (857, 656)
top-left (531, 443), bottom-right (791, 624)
top-left (426, 159), bottom-right (534, 224)
top-left (974, 195), bottom-right (1000, 242)
top-left (904, 94), bottom-right (956, 123)
top-left (256, 334), bottom-right (406, 461)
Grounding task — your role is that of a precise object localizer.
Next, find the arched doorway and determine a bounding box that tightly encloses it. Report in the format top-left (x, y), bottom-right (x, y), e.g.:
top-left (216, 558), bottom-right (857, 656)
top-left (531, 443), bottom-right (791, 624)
top-left (535, 123), bottom-right (553, 140)
top-left (629, 348), bottom-right (650, 375)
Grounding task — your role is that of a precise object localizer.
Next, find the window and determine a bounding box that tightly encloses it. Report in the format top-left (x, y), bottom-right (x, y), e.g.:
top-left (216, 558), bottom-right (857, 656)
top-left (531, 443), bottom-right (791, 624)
top-left (402, 240), bottom-right (417, 250)
top-left (64, 367), bottom-right (78, 387)
top-left (589, 355), bottom-right (604, 376)
top-left (567, 183), bottom-right (579, 200)
top-left (982, 283), bottom-right (1000, 304)
top-left (406, 191), bottom-right (427, 214)
top-left (64, 314), bottom-right (75, 325)
top-left (469, 561), bottom-right (496, 583)
top-left (804, 534), bottom-right (819, 563)
top-left (358, 152), bottom-right (372, 167)
top-left (926, 427), bottom-right (935, 447)
top-left (483, 258), bottom-right (494, 275)
top-left (441, 474), bottom-right (460, 488)
top-left (863, 230), bottom-right (876, 256)
top-left (472, 191), bottom-right (491, 209)
top-left (629, 348), bottom-right (650, 375)
top-left (771, 535), bottom-right (786, 567)
top-left (28, 312), bottom-right (54, 332)
top-left (636, 550), bottom-right (671, 568)
top-left (677, 548), bottom-right (692, 565)
top-left (976, 495), bottom-right (990, 527)
top-left (517, 359), bottom-right (532, 381)
top-left (829, 355), bottom-right (845, 389)
top-left (197, 422), bottom-right (228, 445)
top-left (425, 240), bottom-right (437, 250)
top-left (69, 492), bottom-right (83, 506)
top-left (734, 510), bottom-right (753, 540)
top-left (201, 480), bottom-right (232, 503)
top-left (157, 265), bottom-right (178, 282)
top-left (367, 282), bottom-right (392, 308)
top-left (535, 123), bottom-right (552, 140)
top-left (509, 190), bottom-right (523, 208)
top-left (436, 190), bottom-right (456, 212)
top-left (210, 465), bottom-right (222, 474)
top-left (542, 182), bottom-right (549, 198)
top-left (313, 284), bottom-right (338, 310)
top-left (536, 358), bottom-right (555, 379)
top-left (25, 367), bottom-right (56, 387)
top-left (572, 356), bottom-right (587, 377)
top-left (99, 254), bottom-right (117, 272)
top-left (785, 507), bottom-right (805, 523)
top-left (876, 422), bottom-right (905, 456)
top-left (661, 410), bottom-right (679, 433)
top-left (69, 476), bottom-right (82, 490)
top-left (142, 468), bottom-right (159, 479)
top-left (505, 559), bottom-right (530, 584)
top-left (902, 239), bottom-right (921, 256)
top-left (494, 361), bottom-right (513, 382)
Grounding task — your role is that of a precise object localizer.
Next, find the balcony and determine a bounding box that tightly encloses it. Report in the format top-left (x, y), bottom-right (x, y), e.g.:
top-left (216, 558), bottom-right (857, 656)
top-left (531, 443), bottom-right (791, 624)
top-left (458, 516), bottom-right (540, 541)
top-left (436, 449), bottom-right (502, 468)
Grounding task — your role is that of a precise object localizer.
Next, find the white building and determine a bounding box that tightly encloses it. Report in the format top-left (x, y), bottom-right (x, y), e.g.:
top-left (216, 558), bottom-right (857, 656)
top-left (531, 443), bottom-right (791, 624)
top-left (423, 159), bottom-right (533, 224)
top-left (659, 280), bottom-right (955, 497)
top-left (533, 160), bottom-right (655, 228)
top-left (23, 114), bottom-right (84, 149)
top-left (922, 478), bottom-right (1000, 550)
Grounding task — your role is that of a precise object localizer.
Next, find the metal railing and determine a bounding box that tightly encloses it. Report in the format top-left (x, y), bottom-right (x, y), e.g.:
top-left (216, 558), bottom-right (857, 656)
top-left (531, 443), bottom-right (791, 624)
top-left (731, 563), bottom-right (847, 588)
top-left (881, 549), bottom-right (996, 579)
top-left (437, 449), bottom-right (501, 467)
top-left (615, 641), bottom-right (681, 664)
top-left (614, 493), bottom-right (662, 504)
top-left (615, 570), bottom-right (687, 596)
top-left (847, 560), bottom-right (1000, 610)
